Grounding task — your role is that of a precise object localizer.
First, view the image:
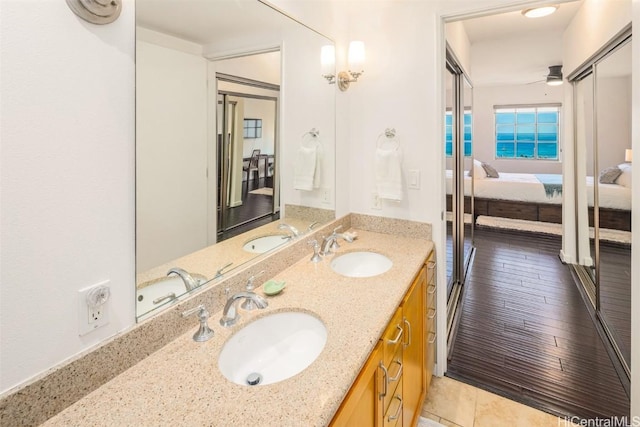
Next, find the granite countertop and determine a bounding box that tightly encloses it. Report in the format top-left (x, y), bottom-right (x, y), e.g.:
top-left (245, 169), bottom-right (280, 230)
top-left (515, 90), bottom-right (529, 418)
top-left (43, 230), bottom-right (433, 427)
top-left (136, 217), bottom-right (316, 286)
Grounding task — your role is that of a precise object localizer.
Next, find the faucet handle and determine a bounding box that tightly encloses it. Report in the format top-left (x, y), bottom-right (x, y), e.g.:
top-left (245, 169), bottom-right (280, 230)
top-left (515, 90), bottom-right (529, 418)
top-left (332, 225), bottom-right (343, 234)
top-left (181, 305), bottom-right (214, 342)
top-left (246, 270), bottom-right (265, 292)
top-left (307, 221), bottom-right (320, 231)
top-left (308, 239), bottom-right (322, 263)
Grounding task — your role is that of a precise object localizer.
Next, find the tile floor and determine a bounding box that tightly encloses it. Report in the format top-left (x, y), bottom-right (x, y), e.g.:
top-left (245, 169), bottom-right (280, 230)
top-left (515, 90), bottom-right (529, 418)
top-left (422, 376), bottom-right (580, 427)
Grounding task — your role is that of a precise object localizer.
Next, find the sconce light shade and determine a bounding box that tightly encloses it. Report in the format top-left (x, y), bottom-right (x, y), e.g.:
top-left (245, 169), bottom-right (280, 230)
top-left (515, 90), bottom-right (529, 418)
top-left (321, 45), bottom-right (335, 77)
top-left (625, 148), bottom-right (633, 163)
top-left (348, 41), bottom-right (365, 75)
top-left (321, 41), bottom-right (365, 92)
top-left (546, 65), bottom-right (563, 86)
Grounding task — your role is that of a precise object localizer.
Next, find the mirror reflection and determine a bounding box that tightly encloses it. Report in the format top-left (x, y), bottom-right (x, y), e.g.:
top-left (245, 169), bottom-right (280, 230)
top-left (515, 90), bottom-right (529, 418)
top-left (135, 0), bottom-right (336, 320)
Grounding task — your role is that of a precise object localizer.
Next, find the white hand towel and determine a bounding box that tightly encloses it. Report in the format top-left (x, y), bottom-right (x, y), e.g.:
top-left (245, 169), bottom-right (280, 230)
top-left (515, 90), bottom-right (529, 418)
top-left (375, 147), bottom-right (403, 201)
top-left (313, 143), bottom-right (323, 189)
top-left (293, 145), bottom-right (317, 191)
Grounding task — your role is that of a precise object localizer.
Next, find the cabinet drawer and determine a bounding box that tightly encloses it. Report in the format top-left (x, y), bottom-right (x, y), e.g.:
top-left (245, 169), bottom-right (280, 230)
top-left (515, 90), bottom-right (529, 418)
top-left (426, 337), bottom-right (435, 390)
top-left (427, 307), bottom-right (436, 335)
top-left (384, 377), bottom-right (403, 427)
top-left (383, 308), bottom-right (404, 368)
top-left (427, 283), bottom-right (436, 310)
top-left (381, 345), bottom-right (403, 414)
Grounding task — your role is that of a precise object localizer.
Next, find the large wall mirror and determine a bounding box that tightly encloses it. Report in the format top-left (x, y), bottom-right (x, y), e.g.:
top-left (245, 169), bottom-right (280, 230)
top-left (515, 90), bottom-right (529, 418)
top-left (135, 0), bottom-right (336, 320)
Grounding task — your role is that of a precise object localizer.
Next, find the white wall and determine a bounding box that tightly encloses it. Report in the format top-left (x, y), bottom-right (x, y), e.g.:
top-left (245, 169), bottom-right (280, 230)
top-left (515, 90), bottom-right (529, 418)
top-left (0, 0), bottom-right (135, 393)
top-left (445, 21), bottom-right (472, 74)
top-left (595, 76), bottom-right (632, 172)
top-left (242, 99), bottom-right (277, 157)
top-left (473, 83), bottom-right (565, 174)
top-left (136, 32), bottom-right (208, 272)
top-left (563, 0), bottom-right (632, 75)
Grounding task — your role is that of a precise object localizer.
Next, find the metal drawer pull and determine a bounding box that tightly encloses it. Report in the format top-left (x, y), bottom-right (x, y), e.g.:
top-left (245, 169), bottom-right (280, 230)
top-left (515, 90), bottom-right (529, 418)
top-left (387, 325), bottom-right (403, 345)
top-left (388, 395), bottom-right (403, 421)
top-left (427, 284), bottom-right (436, 295)
top-left (403, 318), bottom-right (412, 347)
top-left (428, 332), bottom-right (437, 344)
top-left (389, 359), bottom-right (403, 382)
top-left (427, 308), bottom-right (437, 319)
top-left (379, 362), bottom-right (388, 399)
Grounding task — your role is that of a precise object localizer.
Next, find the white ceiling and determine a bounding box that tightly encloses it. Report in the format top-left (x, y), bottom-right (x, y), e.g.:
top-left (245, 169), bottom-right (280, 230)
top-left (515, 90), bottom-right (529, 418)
top-left (462, 2), bottom-right (583, 44)
top-left (458, 1), bottom-right (583, 87)
top-left (135, 0), bottom-right (287, 46)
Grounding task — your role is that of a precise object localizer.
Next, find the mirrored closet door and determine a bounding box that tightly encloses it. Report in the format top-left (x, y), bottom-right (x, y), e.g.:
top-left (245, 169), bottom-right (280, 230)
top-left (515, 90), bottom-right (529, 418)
top-left (571, 29), bottom-right (631, 377)
top-left (445, 48), bottom-right (475, 342)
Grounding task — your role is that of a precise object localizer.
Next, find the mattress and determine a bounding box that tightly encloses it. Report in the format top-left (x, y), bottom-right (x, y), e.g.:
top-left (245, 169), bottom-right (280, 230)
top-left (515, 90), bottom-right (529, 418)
top-left (445, 170), bottom-right (631, 210)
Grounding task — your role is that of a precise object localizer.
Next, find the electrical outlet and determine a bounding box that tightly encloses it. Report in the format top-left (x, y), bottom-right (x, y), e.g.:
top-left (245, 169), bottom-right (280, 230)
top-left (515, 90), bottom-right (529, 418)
top-left (372, 192), bottom-right (382, 210)
top-left (78, 281), bottom-right (111, 336)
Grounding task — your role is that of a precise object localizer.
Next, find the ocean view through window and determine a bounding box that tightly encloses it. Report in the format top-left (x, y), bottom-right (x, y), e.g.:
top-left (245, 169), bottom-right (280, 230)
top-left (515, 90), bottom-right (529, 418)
top-left (445, 110), bottom-right (472, 157)
top-left (494, 105), bottom-right (559, 160)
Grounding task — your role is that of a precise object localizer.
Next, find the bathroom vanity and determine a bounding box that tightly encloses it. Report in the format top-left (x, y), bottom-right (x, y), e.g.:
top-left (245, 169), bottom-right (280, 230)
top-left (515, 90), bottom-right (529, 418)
top-left (40, 229), bottom-right (434, 426)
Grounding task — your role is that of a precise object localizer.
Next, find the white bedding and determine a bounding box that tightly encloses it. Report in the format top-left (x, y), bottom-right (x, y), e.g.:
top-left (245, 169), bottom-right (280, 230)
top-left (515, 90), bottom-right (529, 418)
top-left (445, 170), bottom-right (631, 210)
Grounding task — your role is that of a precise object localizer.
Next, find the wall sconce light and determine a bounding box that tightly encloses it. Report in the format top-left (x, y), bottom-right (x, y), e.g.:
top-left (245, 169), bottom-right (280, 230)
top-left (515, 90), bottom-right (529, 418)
top-left (321, 41), bottom-right (365, 92)
top-left (625, 148), bottom-right (633, 163)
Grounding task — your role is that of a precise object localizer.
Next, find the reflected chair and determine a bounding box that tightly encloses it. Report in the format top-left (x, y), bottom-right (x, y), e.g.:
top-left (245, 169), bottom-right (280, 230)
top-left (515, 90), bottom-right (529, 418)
top-left (243, 149), bottom-right (261, 185)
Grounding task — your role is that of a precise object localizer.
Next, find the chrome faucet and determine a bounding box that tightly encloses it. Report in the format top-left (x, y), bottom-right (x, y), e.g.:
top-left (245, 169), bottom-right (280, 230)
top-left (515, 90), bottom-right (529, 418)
top-left (240, 271), bottom-right (265, 311)
top-left (278, 223), bottom-right (300, 238)
top-left (167, 267), bottom-right (200, 292)
top-left (321, 226), bottom-right (348, 255)
top-left (219, 292), bottom-right (268, 327)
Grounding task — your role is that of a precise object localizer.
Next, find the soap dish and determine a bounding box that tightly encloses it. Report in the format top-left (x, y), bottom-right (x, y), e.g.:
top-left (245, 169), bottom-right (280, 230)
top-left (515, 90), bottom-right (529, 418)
top-left (263, 280), bottom-right (286, 296)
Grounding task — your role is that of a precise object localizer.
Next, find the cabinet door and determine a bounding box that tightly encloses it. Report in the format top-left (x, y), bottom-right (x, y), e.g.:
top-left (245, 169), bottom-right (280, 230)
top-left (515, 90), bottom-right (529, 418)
top-left (402, 266), bottom-right (427, 427)
top-left (330, 341), bottom-right (383, 427)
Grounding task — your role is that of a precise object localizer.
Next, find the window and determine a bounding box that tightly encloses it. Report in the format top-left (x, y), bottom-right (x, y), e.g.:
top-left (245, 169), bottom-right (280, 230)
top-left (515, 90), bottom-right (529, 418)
top-left (243, 118), bottom-right (262, 139)
top-left (445, 110), bottom-right (472, 157)
top-left (495, 106), bottom-right (559, 160)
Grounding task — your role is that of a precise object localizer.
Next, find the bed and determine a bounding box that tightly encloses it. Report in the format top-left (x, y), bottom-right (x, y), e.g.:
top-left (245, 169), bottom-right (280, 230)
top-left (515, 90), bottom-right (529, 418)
top-left (445, 162), bottom-right (632, 231)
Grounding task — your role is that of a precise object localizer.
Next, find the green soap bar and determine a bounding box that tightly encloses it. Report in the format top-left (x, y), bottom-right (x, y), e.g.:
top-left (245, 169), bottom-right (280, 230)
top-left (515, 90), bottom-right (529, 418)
top-left (263, 280), bottom-right (286, 296)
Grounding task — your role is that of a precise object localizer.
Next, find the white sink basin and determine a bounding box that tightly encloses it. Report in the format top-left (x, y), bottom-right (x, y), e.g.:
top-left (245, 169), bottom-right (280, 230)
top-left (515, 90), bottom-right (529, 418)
top-left (218, 312), bottom-right (327, 386)
top-left (137, 276), bottom-right (201, 315)
top-left (242, 234), bottom-right (291, 254)
top-left (330, 251), bottom-right (393, 278)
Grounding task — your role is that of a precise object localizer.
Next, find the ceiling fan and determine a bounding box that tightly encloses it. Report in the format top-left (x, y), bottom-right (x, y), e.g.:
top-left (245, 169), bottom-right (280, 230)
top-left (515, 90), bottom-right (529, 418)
top-left (527, 65), bottom-right (564, 86)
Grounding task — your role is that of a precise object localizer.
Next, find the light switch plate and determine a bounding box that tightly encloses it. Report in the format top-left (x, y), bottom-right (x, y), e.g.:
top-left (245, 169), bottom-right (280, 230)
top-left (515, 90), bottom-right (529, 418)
top-left (408, 169), bottom-right (420, 189)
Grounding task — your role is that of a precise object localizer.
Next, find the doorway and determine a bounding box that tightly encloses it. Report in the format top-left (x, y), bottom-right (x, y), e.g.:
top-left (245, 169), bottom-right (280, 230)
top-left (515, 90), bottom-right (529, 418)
top-left (215, 74), bottom-right (280, 241)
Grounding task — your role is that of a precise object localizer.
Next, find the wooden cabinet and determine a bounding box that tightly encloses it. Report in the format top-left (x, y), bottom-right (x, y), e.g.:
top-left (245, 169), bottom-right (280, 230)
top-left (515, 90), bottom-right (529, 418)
top-left (331, 252), bottom-right (436, 427)
top-left (401, 265), bottom-right (426, 427)
top-left (425, 253), bottom-right (436, 391)
top-left (330, 341), bottom-right (383, 427)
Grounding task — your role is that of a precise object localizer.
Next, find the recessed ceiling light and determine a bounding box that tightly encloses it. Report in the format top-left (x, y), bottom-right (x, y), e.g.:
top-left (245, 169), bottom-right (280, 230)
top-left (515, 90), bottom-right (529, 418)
top-left (522, 5), bottom-right (558, 18)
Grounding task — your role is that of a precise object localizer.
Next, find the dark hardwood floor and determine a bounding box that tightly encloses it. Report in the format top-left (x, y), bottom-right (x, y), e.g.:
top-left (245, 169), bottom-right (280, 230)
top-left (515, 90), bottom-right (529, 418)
top-left (599, 240), bottom-right (632, 368)
top-left (447, 227), bottom-right (630, 420)
top-left (217, 177), bottom-right (277, 242)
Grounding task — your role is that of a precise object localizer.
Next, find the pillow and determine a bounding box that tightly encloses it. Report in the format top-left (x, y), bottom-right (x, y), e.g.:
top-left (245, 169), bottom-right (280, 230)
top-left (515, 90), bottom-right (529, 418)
top-left (599, 166), bottom-right (622, 184)
top-left (616, 163), bottom-right (632, 187)
top-left (481, 162), bottom-right (500, 178)
top-left (468, 159), bottom-right (487, 179)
